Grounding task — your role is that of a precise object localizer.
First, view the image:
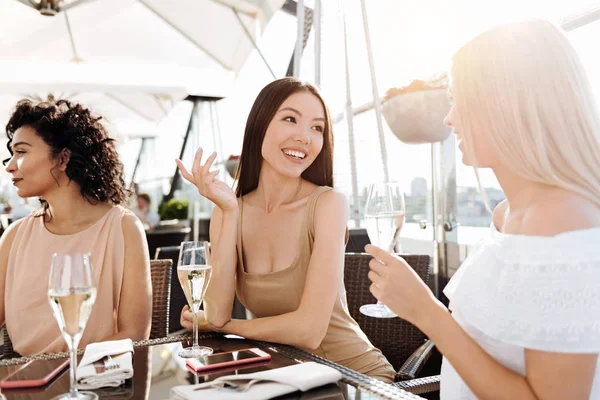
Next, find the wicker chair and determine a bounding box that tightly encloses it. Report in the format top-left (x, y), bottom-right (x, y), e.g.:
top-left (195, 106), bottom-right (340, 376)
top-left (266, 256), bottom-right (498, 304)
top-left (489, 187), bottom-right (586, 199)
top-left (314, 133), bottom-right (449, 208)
top-left (155, 246), bottom-right (187, 334)
top-left (344, 253), bottom-right (440, 394)
top-left (149, 259), bottom-right (172, 339)
top-left (0, 327), bottom-right (19, 360)
top-left (1, 260), bottom-right (172, 358)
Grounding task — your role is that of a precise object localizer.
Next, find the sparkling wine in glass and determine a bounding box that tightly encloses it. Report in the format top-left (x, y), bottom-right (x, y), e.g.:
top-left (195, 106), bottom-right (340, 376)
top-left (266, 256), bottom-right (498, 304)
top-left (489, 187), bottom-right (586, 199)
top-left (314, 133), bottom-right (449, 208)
top-left (48, 253), bottom-right (98, 400)
top-left (177, 241), bottom-right (213, 358)
top-left (360, 182), bottom-right (406, 319)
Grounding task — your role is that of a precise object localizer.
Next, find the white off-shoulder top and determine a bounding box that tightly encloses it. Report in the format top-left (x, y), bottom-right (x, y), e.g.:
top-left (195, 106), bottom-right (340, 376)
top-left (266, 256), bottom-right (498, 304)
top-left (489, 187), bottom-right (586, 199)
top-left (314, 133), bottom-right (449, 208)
top-left (440, 224), bottom-right (600, 399)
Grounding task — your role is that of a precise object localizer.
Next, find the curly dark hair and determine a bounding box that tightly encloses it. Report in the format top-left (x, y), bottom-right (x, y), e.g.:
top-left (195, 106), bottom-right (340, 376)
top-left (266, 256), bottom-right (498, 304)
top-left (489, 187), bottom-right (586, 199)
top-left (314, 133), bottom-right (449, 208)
top-left (4, 99), bottom-right (130, 216)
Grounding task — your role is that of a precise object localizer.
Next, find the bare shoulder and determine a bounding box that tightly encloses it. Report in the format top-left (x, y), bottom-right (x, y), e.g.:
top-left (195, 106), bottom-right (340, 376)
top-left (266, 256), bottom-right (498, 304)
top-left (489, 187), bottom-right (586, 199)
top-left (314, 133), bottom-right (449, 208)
top-left (314, 189), bottom-right (348, 234)
top-left (315, 189), bottom-right (348, 215)
top-left (0, 218), bottom-right (26, 281)
top-left (492, 199), bottom-right (509, 231)
top-left (312, 189), bottom-right (348, 250)
top-left (0, 218), bottom-right (26, 252)
top-left (121, 209), bottom-right (146, 238)
top-left (120, 208), bottom-right (150, 270)
top-left (520, 194), bottom-right (600, 236)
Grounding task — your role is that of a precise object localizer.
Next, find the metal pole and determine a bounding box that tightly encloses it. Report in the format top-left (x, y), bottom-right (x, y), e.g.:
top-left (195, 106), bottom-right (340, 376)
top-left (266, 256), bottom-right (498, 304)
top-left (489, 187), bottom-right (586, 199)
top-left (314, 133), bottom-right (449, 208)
top-left (359, 0), bottom-right (389, 182)
top-left (342, 1), bottom-right (361, 227)
top-left (561, 4), bottom-right (600, 31)
top-left (64, 11), bottom-right (82, 62)
top-left (130, 137), bottom-right (146, 187)
top-left (166, 99), bottom-right (199, 201)
top-left (293, 0), bottom-right (305, 76)
top-left (233, 8), bottom-right (276, 79)
top-left (210, 101), bottom-right (226, 181)
top-left (313, 0), bottom-right (322, 85)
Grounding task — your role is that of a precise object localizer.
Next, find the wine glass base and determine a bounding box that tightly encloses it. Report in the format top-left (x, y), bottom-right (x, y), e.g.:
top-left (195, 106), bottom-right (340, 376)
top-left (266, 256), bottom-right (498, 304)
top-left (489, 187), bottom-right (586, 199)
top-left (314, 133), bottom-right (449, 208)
top-left (178, 346), bottom-right (213, 358)
top-left (360, 303), bottom-right (397, 318)
top-left (51, 391), bottom-right (98, 400)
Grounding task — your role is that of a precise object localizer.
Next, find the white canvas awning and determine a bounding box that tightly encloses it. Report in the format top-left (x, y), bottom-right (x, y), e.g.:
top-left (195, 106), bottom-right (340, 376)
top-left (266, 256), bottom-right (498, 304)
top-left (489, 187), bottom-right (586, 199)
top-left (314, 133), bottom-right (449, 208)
top-left (0, 0), bottom-right (285, 137)
top-left (0, 0), bottom-right (285, 71)
top-left (0, 62), bottom-right (234, 138)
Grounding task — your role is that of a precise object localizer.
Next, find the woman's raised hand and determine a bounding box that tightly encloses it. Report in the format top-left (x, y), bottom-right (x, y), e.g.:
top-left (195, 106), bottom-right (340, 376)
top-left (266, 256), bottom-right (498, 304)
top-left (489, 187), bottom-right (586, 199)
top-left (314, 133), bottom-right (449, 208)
top-left (176, 147), bottom-right (238, 212)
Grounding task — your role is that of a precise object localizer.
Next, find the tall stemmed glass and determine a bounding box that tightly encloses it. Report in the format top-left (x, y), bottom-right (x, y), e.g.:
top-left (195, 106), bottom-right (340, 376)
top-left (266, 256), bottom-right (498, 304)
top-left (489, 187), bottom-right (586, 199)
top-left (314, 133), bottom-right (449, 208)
top-left (360, 182), bottom-right (406, 318)
top-left (48, 253), bottom-right (98, 400)
top-left (177, 241), bottom-right (213, 358)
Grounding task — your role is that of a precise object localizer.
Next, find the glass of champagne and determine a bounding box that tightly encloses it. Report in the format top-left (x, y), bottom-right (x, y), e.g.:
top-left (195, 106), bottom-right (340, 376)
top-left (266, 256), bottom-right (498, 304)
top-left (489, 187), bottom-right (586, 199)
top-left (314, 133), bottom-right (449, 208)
top-left (47, 253), bottom-right (98, 400)
top-left (360, 182), bottom-right (406, 318)
top-left (177, 241), bottom-right (213, 358)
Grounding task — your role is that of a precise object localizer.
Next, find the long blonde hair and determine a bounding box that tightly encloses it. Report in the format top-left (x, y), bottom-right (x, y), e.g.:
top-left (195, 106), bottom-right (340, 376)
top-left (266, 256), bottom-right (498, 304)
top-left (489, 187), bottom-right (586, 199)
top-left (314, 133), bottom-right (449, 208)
top-left (451, 19), bottom-right (600, 208)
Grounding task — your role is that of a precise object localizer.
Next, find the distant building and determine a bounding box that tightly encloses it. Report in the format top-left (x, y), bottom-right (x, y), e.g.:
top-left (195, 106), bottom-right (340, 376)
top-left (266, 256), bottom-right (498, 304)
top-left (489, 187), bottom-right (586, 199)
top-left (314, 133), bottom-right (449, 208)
top-left (410, 177), bottom-right (428, 197)
top-left (456, 186), bottom-right (505, 226)
top-left (401, 178), bottom-right (505, 227)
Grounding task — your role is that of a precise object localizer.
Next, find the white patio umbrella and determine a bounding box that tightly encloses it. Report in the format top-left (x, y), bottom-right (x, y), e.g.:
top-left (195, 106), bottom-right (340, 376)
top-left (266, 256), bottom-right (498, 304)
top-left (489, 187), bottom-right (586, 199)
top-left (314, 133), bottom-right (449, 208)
top-left (0, 0), bottom-right (284, 72)
top-left (0, 62), bottom-right (234, 139)
top-left (0, 0), bottom-right (285, 137)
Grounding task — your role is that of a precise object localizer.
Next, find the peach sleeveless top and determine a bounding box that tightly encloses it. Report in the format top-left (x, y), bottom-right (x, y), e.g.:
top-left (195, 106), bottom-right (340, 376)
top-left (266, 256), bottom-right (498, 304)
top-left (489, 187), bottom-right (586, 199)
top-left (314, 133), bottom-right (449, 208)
top-left (236, 186), bottom-right (395, 382)
top-left (5, 206), bottom-right (129, 356)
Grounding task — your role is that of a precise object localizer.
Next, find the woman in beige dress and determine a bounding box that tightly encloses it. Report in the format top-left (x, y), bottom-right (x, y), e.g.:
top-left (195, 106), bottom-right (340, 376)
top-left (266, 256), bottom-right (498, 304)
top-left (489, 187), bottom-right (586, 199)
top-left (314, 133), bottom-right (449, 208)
top-left (0, 99), bottom-right (152, 356)
top-left (177, 77), bottom-right (395, 382)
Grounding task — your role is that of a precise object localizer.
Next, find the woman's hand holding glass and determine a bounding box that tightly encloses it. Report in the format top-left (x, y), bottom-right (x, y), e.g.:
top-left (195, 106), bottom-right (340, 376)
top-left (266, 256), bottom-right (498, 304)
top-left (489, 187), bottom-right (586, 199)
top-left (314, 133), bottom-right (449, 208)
top-left (364, 244), bottom-right (443, 329)
top-left (175, 147), bottom-right (237, 212)
top-left (360, 182), bottom-right (405, 318)
top-left (180, 306), bottom-right (223, 333)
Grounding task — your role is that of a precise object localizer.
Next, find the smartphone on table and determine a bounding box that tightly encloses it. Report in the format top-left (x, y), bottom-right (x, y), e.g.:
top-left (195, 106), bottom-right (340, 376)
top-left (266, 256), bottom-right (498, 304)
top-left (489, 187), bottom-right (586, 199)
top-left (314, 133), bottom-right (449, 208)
top-left (1, 358), bottom-right (69, 389)
top-left (185, 359), bottom-right (271, 377)
top-left (186, 347), bottom-right (271, 373)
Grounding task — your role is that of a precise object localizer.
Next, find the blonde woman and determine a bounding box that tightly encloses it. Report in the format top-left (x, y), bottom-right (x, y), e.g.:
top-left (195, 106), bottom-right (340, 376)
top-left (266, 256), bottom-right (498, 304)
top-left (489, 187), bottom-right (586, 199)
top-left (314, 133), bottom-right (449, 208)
top-left (366, 19), bottom-right (600, 399)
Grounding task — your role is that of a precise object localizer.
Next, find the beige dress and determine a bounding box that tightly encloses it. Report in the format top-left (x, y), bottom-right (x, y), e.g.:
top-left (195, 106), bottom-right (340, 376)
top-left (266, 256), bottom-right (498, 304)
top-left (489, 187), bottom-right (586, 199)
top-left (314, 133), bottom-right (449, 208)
top-left (5, 206), bottom-right (129, 356)
top-left (236, 186), bottom-right (396, 382)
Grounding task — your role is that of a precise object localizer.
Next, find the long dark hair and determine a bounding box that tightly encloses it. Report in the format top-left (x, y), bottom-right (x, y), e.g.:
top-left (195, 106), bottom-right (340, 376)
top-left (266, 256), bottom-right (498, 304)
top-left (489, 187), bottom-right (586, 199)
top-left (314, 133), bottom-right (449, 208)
top-left (234, 77), bottom-right (334, 197)
top-left (4, 99), bottom-right (129, 217)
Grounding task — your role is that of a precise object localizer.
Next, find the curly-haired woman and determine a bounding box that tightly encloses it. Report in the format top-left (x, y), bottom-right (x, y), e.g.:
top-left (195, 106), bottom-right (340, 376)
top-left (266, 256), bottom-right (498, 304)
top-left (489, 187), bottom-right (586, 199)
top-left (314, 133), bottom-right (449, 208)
top-left (0, 99), bottom-right (152, 356)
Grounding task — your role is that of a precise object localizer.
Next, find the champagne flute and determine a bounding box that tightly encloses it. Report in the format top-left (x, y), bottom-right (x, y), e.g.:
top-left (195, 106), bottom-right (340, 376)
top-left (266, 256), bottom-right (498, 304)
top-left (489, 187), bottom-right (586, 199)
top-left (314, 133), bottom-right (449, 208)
top-left (48, 253), bottom-right (98, 400)
top-left (360, 182), bottom-right (406, 318)
top-left (177, 241), bottom-right (213, 358)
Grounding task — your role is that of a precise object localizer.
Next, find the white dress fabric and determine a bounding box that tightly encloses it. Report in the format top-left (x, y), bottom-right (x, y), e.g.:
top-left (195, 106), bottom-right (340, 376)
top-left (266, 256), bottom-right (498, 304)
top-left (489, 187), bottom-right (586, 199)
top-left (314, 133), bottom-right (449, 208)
top-left (440, 224), bottom-right (600, 399)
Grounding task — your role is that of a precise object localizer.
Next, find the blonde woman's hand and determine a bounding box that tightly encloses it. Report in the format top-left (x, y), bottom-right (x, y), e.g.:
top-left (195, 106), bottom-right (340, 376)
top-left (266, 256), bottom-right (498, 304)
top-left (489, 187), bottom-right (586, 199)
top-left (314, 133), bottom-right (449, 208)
top-left (365, 244), bottom-right (443, 328)
top-left (176, 147), bottom-right (238, 212)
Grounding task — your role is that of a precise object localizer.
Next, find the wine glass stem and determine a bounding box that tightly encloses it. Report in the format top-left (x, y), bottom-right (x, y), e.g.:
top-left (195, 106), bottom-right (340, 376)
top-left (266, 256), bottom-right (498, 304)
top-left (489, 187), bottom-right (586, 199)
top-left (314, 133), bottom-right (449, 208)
top-left (192, 305), bottom-right (199, 349)
top-left (69, 335), bottom-right (80, 397)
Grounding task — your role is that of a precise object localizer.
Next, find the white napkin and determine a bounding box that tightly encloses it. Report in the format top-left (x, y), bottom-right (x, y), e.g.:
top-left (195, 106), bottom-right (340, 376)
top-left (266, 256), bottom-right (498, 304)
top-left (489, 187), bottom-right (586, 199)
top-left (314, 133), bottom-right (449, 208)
top-left (171, 361), bottom-right (342, 400)
top-left (76, 339), bottom-right (134, 390)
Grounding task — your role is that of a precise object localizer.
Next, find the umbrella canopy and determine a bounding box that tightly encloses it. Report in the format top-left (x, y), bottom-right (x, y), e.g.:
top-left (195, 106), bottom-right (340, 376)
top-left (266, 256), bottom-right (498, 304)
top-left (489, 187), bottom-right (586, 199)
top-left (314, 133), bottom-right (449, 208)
top-left (0, 0), bottom-right (285, 137)
top-left (0, 62), bottom-right (234, 138)
top-left (1, 0), bottom-right (285, 71)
